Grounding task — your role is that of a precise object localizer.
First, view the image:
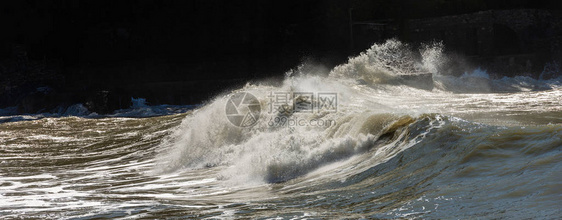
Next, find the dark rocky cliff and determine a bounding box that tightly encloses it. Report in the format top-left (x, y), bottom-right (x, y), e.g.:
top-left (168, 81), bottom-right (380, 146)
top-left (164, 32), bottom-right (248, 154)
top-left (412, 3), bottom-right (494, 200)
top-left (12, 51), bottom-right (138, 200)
top-left (0, 1), bottom-right (350, 114)
top-left (1, 1), bottom-right (561, 114)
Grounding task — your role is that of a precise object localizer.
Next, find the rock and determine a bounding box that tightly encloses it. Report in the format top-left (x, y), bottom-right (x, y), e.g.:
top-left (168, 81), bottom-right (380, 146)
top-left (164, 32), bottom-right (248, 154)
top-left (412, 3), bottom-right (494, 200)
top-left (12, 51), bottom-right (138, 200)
top-left (17, 87), bottom-right (56, 113)
top-left (85, 90), bottom-right (131, 114)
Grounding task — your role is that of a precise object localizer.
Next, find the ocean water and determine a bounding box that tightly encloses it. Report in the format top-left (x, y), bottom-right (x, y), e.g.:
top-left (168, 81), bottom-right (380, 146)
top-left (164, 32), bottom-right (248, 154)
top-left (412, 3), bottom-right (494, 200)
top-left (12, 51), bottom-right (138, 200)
top-left (1, 40), bottom-right (561, 219)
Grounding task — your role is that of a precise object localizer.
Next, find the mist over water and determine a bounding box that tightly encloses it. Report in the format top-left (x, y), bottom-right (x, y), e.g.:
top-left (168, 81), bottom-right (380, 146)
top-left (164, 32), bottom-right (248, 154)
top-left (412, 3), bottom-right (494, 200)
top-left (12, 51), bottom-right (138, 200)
top-left (1, 40), bottom-right (561, 219)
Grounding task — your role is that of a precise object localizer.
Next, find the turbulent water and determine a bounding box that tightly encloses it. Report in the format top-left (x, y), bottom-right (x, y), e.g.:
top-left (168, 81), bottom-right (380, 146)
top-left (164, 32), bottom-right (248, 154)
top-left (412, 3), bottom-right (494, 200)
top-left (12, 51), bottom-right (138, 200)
top-left (1, 40), bottom-right (561, 219)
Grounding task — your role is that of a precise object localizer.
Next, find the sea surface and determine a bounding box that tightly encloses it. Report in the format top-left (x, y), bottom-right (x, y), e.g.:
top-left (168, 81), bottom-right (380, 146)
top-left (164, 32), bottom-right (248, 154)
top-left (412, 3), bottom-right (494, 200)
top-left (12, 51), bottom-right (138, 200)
top-left (1, 40), bottom-right (561, 219)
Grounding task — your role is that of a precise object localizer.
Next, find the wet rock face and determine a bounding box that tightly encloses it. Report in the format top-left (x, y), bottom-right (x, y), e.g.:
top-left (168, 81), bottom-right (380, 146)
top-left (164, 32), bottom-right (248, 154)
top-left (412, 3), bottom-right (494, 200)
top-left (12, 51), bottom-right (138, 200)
top-left (16, 87), bottom-right (58, 114)
top-left (85, 90), bottom-right (131, 115)
top-left (18, 91), bottom-right (48, 114)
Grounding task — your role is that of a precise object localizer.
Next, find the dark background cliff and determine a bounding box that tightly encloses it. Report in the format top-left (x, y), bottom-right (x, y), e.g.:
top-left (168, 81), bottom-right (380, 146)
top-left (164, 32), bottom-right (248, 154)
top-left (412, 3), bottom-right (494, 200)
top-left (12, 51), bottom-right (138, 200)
top-left (1, 0), bottom-right (561, 114)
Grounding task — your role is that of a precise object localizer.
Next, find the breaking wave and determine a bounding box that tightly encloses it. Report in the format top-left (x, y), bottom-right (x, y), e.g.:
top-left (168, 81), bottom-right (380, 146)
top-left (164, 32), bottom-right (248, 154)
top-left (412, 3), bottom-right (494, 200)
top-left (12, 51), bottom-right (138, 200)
top-left (1, 39), bottom-right (560, 219)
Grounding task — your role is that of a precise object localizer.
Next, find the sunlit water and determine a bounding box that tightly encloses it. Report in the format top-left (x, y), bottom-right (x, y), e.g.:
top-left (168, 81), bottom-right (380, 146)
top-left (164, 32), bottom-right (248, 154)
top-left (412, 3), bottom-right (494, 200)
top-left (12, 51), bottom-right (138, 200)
top-left (1, 40), bottom-right (561, 219)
